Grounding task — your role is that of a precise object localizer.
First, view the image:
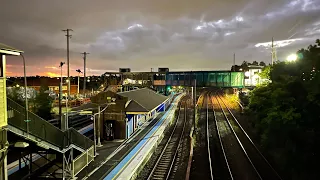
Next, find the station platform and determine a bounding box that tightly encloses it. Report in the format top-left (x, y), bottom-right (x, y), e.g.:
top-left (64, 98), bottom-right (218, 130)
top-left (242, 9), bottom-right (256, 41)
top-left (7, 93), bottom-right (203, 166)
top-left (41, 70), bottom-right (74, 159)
top-left (77, 93), bottom-right (184, 180)
top-left (78, 112), bottom-right (166, 180)
top-left (104, 93), bottom-right (184, 180)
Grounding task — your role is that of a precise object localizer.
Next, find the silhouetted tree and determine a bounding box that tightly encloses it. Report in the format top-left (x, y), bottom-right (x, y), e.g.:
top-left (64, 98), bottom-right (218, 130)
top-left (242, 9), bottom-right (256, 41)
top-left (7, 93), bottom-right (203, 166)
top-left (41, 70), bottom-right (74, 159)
top-left (259, 61), bottom-right (266, 66)
top-left (34, 84), bottom-right (53, 120)
top-left (248, 39), bottom-right (320, 180)
top-left (252, 60), bottom-right (259, 65)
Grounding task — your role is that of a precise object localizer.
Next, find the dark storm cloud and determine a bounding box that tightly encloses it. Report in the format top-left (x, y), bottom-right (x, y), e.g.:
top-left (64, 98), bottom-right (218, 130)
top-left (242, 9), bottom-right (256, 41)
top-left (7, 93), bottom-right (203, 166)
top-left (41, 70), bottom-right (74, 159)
top-left (1, 0), bottom-right (320, 75)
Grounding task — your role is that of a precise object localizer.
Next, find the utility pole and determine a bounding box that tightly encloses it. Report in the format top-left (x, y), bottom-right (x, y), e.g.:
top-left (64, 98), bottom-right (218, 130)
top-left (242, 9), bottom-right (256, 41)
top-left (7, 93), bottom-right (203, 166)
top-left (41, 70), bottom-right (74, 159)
top-left (62, 29), bottom-right (73, 99)
top-left (81, 52), bottom-right (89, 97)
top-left (271, 37), bottom-right (277, 65)
top-left (233, 53), bottom-right (236, 71)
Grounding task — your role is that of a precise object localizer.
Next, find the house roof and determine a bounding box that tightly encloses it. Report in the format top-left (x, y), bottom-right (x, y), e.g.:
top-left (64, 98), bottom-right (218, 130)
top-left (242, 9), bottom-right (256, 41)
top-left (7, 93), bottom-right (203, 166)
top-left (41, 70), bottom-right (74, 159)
top-left (118, 88), bottom-right (168, 112)
top-left (0, 43), bottom-right (23, 55)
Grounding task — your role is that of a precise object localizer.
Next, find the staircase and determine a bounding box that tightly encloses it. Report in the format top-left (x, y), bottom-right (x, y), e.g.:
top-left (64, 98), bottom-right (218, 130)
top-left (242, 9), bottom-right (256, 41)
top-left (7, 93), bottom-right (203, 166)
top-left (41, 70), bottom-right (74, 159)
top-left (7, 97), bottom-right (94, 152)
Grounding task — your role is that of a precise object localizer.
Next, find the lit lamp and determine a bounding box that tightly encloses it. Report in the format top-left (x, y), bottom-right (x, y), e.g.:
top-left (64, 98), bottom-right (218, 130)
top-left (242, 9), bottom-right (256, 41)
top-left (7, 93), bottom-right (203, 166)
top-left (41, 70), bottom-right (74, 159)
top-left (286, 54), bottom-right (297, 62)
top-left (76, 69), bottom-right (83, 96)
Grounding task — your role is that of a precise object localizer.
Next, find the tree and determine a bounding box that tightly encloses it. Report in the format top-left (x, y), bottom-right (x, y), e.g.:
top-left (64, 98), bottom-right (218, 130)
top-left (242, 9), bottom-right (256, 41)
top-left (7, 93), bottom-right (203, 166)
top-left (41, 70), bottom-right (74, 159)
top-left (258, 65), bottom-right (272, 82)
top-left (252, 60), bottom-right (259, 66)
top-left (259, 61), bottom-right (266, 66)
top-left (247, 39), bottom-right (320, 180)
top-left (7, 87), bottom-right (24, 106)
top-left (34, 84), bottom-right (53, 120)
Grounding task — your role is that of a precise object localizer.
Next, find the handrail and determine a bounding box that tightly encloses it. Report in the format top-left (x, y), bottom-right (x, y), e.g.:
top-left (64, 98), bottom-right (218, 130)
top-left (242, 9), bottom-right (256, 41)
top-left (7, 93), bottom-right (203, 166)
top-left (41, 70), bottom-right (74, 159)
top-left (7, 97), bottom-right (93, 151)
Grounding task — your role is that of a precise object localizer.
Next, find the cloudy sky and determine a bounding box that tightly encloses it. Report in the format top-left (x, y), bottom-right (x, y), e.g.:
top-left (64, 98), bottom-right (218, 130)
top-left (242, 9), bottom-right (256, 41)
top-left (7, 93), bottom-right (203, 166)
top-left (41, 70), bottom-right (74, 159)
top-left (1, 0), bottom-right (319, 77)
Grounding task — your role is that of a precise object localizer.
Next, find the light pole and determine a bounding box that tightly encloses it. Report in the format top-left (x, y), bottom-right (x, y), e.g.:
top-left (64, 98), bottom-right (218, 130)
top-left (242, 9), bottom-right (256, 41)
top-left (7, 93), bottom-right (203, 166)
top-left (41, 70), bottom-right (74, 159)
top-left (90, 114), bottom-right (97, 156)
top-left (20, 54), bottom-right (29, 136)
top-left (59, 62), bottom-right (65, 129)
top-left (76, 69), bottom-right (82, 96)
top-left (90, 103), bottom-right (103, 147)
top-left (83, 102), bottom-right (115, 155)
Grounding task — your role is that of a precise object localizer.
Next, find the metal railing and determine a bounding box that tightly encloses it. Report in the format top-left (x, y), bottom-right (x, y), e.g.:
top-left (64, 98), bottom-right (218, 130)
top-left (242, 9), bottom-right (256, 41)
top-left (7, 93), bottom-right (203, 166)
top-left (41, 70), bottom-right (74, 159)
top-left (72, 145), bottom-right (94, 177)
top-left (7, 97), bottom-right (93, 151)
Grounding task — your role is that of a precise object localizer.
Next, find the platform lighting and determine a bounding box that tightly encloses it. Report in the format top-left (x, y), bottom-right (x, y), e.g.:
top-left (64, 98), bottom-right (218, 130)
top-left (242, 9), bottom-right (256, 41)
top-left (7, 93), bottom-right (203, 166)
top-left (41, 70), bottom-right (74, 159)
top-left (287, 54), bottom-right (298, 62)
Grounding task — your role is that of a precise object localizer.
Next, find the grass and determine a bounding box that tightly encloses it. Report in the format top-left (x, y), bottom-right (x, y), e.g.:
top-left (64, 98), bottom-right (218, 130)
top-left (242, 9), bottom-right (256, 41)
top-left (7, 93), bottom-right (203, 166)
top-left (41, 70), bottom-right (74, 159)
top-left (224, 94), bottom-right (241, 111)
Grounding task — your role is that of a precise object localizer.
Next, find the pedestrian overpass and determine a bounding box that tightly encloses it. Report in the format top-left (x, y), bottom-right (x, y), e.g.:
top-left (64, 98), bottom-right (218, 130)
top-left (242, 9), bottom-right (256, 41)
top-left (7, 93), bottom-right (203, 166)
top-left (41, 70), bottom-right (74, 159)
top-left (102, 70), bottom-right (245, 93)
top-left (7, 98), bottom-right (94, 179)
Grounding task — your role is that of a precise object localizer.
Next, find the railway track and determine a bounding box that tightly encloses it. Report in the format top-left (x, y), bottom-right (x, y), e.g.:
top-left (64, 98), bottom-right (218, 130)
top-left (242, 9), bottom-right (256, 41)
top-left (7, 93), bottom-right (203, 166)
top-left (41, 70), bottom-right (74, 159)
top-left (215, 94), bottom-right (282, 180)
top-left (147, 101), bottom-right (188, 180)
top-left (211, 94), bottom-right (260, 179)
top-left (206, 91), bottom-right (231, 180)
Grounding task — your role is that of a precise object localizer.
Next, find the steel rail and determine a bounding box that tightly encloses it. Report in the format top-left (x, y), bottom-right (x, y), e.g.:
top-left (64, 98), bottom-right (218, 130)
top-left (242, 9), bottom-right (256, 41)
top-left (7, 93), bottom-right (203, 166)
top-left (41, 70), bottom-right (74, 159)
top-left (215, 95), bottom-right (262, 180)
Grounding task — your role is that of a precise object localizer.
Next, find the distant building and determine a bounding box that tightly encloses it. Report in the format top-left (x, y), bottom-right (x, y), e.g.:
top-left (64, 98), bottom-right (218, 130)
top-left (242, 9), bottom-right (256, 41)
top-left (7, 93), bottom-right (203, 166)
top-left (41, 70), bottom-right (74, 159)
top-left (7, 77), bottom-right (78, 95)
top-left (244, 65), bottom-right (264, 86)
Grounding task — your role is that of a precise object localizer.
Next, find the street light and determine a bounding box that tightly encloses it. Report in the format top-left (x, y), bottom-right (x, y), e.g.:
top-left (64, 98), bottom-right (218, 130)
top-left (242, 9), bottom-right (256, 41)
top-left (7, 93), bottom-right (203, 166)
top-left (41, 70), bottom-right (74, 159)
top-left (59, 62), bottom-right (65, 130)
top-left (76, 69), bottom-right (83, 96)
top-left (287, 54), bottom-right (298, 62)
top-left (79, 102), bottom-right (115, 156)
top-left (20, 54), bottom-right (29, 136)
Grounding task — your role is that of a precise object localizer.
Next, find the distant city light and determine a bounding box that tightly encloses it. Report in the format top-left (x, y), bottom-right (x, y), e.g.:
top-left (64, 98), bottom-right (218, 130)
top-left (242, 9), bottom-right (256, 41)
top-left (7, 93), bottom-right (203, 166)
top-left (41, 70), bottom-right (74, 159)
top-left (287, 54), bottom-right (298, 62)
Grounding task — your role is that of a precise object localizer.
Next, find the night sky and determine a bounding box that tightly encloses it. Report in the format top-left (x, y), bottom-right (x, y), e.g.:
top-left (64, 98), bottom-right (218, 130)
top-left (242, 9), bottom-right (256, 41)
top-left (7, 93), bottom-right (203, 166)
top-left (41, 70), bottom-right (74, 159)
top-left (1, 0), bottom-right (319, 77)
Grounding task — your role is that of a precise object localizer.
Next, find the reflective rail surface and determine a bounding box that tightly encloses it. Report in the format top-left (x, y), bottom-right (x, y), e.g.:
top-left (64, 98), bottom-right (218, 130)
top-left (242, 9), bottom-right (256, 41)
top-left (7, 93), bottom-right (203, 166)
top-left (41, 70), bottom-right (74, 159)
top-left (147, 101), bottom-right (187, 180)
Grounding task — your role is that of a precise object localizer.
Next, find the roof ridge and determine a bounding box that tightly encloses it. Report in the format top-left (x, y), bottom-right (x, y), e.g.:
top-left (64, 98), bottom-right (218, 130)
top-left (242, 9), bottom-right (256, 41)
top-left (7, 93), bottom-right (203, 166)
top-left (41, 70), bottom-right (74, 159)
top-left (129, 99), bottom-right (149, 111)
top-left (133, 99), bottom-right (149, 111)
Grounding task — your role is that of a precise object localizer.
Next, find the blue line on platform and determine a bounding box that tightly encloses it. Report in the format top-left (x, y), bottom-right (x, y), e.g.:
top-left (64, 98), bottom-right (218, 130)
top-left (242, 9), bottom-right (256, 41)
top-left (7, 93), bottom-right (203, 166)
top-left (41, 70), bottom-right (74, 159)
top-left (104, 94), bottom-right (182, 180)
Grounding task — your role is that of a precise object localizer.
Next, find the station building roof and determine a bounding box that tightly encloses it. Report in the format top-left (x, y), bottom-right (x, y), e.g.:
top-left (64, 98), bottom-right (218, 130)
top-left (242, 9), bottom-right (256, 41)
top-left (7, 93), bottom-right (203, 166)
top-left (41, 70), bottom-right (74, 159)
top-left (118, 88), bottom-right (168, 113)
top-left (0, 43), bottom-right (23, 55)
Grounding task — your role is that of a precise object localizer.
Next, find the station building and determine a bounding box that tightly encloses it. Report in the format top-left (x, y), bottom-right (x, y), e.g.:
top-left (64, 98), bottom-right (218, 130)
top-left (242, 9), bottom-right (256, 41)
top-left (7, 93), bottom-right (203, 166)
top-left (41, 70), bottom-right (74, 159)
top-left (118, 88), bottom-right (171, 138)
top-left (81, 88), bottom-right (172, 141)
